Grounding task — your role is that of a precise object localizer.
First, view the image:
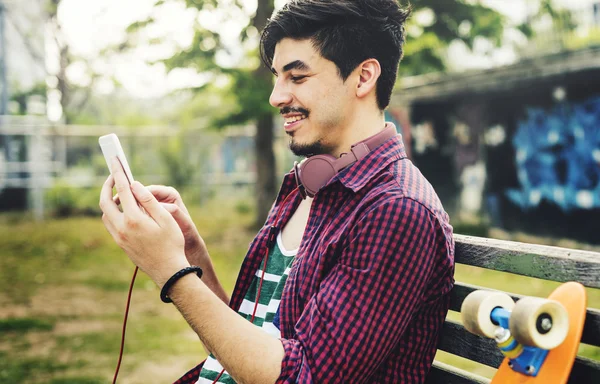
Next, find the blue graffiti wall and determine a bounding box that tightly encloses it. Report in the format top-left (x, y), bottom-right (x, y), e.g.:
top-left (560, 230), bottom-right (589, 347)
top-left (506, 96), bottom-right (600, 211)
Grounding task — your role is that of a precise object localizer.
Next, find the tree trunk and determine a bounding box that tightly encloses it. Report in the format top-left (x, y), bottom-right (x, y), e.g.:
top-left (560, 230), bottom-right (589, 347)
top-left (252, 0), bottom-right (276, 228)
top-left (254, 112), bottom-right (276, 227)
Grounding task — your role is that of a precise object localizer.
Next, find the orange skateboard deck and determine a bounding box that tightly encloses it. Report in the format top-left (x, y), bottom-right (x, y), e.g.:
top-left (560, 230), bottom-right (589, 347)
top-left (491, 282), bottom-right (587, 384)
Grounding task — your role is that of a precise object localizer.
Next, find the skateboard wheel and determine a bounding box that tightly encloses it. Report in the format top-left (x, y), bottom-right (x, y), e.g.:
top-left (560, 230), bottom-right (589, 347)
top-left (509, 297), bottom-right (569, 349)
top-left (461, 290), bottom-right (515, 338)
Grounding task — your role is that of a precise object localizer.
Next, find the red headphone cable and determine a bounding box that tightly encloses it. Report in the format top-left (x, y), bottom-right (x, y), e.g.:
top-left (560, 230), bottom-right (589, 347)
top-left (212, 187), bottom-right (299, 383)
top-left (113, 265), bottom-right (139, 384)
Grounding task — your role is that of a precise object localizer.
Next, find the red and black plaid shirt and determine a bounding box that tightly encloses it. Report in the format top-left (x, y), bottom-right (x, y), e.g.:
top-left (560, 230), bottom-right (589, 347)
top-left (175, 128), bottom-right (455, 383)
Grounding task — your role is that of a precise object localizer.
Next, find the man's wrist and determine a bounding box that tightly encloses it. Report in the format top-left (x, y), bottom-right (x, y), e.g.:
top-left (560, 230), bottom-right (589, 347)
top-left (168, 270), bottom-right (209, 304)
top-left (155, 258), bottom-right (191, 289)
top-left (160, 266), bottom-right (202, 303)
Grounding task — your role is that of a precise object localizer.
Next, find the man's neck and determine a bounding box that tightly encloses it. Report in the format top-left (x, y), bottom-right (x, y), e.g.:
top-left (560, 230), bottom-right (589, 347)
top-left (330, 111), bottom-right (386, 158)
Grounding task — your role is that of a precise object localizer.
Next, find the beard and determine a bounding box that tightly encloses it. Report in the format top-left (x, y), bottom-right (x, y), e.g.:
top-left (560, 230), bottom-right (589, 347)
top-left (281, 106), bottom-right (339, 157)
top-left (288, 136), bottom-right (333, 157)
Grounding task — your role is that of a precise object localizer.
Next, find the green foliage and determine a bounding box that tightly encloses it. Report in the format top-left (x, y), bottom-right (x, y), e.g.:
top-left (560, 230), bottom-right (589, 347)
top-left (45, 0), bottom-right (60, 16)
top-left (234, 199), bottom-right (253, 215)
top-left (163, 28), bottom-right (220, 72)
top-left (214, 68), bottom-right (273, 126)
top-left (45, 182), bottom-right (101, 218)
top-left (515, 0), bottom-right (577, 40)
top-left (159, 134), bottom-right (198, 191)
top-left (126, 17), bottom-right (156, 34)
top-left (401, 0), bottom-right (575, 76)
top-left (417, 1), bottom-right (504, 46)
top-left (126, 0), bottom-right (274, 129)
top-left (401, 32), bottom-right (446, 76)
top-left (9, 82), bottom-right (47, 115)
top-left (400, 0), bottom-right (505, 75)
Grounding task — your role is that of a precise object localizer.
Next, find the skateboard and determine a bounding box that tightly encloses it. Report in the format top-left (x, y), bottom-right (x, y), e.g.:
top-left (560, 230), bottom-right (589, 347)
top-left (461, 282), bottom-right (587, 383)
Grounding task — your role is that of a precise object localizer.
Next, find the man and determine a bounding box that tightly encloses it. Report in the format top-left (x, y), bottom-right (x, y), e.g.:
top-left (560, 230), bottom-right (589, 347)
top-left (99, 0), bottom-right (454, 383)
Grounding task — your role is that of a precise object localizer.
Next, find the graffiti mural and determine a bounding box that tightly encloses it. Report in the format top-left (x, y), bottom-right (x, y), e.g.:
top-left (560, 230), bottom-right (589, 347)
top-left (506, 96), bottom-right (600, 211)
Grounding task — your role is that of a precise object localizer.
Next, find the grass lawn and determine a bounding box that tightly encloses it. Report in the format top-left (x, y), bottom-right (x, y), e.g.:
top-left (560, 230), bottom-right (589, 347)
top-left (0, 199), bottom-right (254, 383)
top-left (0, 199), bottom-right (598, 383)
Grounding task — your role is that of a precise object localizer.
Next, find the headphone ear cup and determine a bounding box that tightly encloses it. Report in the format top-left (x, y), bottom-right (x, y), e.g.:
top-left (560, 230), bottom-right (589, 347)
top-left (297, 155), bottom-right (338, 197)
top-left (294, 124), bottom-right (398, 198)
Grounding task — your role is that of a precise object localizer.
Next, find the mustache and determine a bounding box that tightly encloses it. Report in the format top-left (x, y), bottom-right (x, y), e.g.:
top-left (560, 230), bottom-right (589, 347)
top-left (280, 106), bottom-right (309, 116)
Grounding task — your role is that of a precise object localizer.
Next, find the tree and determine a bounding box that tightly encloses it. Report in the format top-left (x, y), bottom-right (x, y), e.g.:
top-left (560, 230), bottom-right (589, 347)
top-left (127, 0), bottom-right (275, 227)
top-left (2, 1), bottom-right (47, 115)
top-left (400, 0), bottom-right (575, 76)
top-left (127, 0), bottom-right (571, 226)
top-left (46, 0), bottom-right (104, 123)
top-left (400, 1), bottom-right (504, 76)
top-left (4, 1), bottom-right (117, 122)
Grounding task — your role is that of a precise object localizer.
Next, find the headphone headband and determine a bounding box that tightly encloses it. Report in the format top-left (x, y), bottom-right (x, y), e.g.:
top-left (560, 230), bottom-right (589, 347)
top-left (294, 124), bottom-right (398, 199)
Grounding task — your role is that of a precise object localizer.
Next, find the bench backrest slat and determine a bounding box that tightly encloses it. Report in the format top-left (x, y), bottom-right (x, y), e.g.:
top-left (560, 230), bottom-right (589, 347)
top-left (425, 361), bottom-right (490, 384)
top-left (455, 235), bottom-right (600, 289)
top-left (438, 320), bottom-right (502, 367)
top-left (568, 356), bottom-right (600, 383)
top-left (450, 282), bottom-right (600, 347)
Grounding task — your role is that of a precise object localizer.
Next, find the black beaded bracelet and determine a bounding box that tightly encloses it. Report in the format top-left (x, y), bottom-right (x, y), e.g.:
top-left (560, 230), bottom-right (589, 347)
top-left (160, 266), bottom-right (203, 303)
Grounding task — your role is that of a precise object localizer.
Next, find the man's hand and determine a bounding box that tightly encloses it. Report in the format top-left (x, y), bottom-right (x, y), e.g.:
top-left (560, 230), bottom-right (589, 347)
top-left (99, 158), bottom-right (189, 288)
top-left (114, 185), bottom-right (209, 267)
top-left (115, 183), bottom-right (230, 305)
top-left (145, 185), bottom-right (209, 265)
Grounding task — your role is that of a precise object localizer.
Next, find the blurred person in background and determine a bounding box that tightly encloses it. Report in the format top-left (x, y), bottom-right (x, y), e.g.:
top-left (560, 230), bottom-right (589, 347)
top-left (99, 0), bottom-right (454, 383)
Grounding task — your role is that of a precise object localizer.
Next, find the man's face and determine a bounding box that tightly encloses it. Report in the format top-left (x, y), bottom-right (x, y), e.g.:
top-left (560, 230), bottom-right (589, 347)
top-left (269, 38), bottom-right (354, 157)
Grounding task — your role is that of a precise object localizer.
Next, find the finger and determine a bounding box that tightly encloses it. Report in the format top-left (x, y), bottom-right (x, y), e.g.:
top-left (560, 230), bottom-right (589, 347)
top-left (113, 194), bottom-right (120, 205)
top-left (111, 158), bottom-right (138, 215)
top-left (131, 181), bottom-right (171, 224)
top-left (147, 185), bottom-right (179, 203)
top-left (99, 175), bottom-right (121, 218)
top-left (101, 212), bottom-right (118, 238)
top-left (160, 203), bottom-right (194, 232)
top-left (148, 185), bottom-right (190, 216)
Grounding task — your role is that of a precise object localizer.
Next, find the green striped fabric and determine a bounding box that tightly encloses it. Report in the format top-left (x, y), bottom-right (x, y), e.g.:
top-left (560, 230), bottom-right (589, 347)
top-left (197, 232), bottom-right (297, 384)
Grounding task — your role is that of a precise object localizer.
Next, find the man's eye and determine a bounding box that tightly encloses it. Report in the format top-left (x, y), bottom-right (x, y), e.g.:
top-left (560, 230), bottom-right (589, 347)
top-left (291, 76), bottom-right (306, 83)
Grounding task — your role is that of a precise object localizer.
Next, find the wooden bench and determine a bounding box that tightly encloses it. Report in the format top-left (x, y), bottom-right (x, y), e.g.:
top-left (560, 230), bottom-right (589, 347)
top-left (426, 234), bottom-right (600, 383)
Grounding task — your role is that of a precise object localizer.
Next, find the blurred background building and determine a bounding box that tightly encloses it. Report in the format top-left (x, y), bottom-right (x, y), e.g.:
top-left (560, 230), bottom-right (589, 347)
top-left (390, 0), bottom-right (600, 243)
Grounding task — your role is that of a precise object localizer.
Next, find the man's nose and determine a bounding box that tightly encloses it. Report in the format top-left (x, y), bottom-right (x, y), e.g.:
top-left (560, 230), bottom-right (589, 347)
top-left (269, 79), bottom-right (293, 108)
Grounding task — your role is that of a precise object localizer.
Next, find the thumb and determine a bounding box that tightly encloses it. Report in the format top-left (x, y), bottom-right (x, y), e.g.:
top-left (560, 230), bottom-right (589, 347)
top-left (160, 202), bottom-right (194, 232)
top-left (131, 181), bottom-right (169, 222)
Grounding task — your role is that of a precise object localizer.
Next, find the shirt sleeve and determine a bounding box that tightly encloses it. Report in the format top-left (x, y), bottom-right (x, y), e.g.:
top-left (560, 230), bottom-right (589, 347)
top-left (276, 197), bottom-right (442, 383)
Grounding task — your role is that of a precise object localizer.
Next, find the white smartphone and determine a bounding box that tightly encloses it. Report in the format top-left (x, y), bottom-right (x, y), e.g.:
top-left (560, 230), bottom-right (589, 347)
top-left (99, 133), bottom-right (135, 184)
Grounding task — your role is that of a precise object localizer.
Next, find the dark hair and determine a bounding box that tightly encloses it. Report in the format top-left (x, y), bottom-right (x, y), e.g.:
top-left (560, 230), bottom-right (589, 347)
top-left (260, 0), bottom-right (410, 110)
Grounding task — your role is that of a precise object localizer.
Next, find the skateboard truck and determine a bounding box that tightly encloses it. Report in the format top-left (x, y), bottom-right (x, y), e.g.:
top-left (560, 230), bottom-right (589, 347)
top-left (492, 307), bottom-right (549, 377)
top-left (461, 284), bottom-right (585, 383)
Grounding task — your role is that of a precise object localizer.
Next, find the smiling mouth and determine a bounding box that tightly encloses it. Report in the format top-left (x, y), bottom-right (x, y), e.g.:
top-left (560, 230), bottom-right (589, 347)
top-left (284, 114), bottom-right (307, 127)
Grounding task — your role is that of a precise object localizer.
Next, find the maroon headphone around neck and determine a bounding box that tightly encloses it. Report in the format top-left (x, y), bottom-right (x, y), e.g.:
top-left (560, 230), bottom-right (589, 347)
top-left (293, 123), bottom-right (398, 199)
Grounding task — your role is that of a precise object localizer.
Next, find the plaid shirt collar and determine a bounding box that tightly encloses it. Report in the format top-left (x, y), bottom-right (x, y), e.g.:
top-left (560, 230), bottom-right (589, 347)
top-left (284, 122), bottom-right (407, 197)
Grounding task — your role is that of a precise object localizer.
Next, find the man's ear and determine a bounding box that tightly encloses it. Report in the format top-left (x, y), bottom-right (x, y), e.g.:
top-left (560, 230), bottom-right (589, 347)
top-left (356, 58), bottom-right (381, 99)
